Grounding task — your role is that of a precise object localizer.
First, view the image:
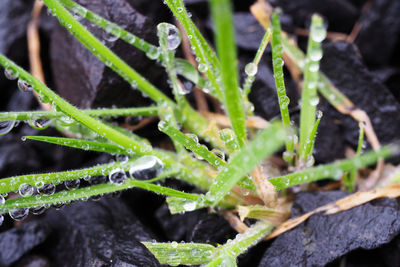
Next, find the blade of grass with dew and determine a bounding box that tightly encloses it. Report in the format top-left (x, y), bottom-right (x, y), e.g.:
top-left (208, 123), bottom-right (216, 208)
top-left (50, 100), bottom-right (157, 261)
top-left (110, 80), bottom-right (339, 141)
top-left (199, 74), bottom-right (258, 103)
top-left (0, 107), bottom-right (158, 122)
top-left (269, 145), bottom-right (396, 190)
top-left (158, 122), bottom-right (255, 190)
top-left (204, 122), bottom-right (285, 207)
top-left (157, 23), bottom-right (186, 107)
top-left (24, 136), bottom-right (132, 155)
top-left (0, 178), bottom-right (199, 214)
top-left (60, 0), bottom-right (219, 100)
top-left (142, 242), bottom-right (216, 266)
top-left (271, 12), bottom-right (294, 164)
top-left (299, 14), bottom-right (324, 162)
top-left (303, 110), bottom-right (323, 164)
top-left (0, 55), bottom-right (152, 155)
top-left (210, 0), bottom-right (247, 148)
top-left (164, 0), bottom-right (223, 101)
top-left (243, 28), bottom-right (272, 99)
top-left (344, 122), bottom-right (365, 192)
top-left (43, 0), bottom-right (218, 148)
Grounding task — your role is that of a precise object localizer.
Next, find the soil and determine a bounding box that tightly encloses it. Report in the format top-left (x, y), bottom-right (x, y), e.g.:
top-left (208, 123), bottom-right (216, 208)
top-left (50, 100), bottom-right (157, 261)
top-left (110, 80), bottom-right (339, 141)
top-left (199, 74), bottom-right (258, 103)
top-left (1, 0), bottom-right (400, 266)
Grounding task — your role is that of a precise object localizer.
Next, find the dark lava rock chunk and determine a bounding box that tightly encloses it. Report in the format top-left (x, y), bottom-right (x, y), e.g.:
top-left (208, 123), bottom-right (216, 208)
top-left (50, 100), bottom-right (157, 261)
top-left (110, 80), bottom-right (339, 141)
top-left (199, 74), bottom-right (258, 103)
top-left (260, 191), bottom-right (400, 267)
top-left (43, 198), bottom-right (160, 266)
top-left (320, 41), bottom-right (400, 147)
top-left (0, 221), bottom-right (51, 267)
top-left (50, 0), bottom-right (166, 108)
top-left (268, 0), bottom-right (359, 33)
top-left (355, 0), bottom-right (400, 67)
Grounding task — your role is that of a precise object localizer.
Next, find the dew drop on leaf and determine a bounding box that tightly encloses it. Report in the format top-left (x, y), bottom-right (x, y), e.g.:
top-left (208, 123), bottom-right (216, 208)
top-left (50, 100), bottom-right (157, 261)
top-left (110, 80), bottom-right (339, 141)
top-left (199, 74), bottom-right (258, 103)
top-left (17, 79), bottom-right (33, 92)
top-left (9, 208), bottom-right (29, 221)
top-left (64, 179), bottom-right (80, 190)
top-left (19, 183), bottom-right (34, 197)
top-left (0, 121), bottom-right (16, 136)
top-left (29, 119), bottom-right (52, 130)
top-left (38, 183), bottom-right (56, 196)
top-left (129, 156), bottom-right (164, 180)
top-left (245, 62), bottom-right (258, 76)
top-left (4, 69), bottom-right (18, 80)
top-left (30, 205), bottom-right (46, 215)
top-left (109, 168), bottom-right (126, 185)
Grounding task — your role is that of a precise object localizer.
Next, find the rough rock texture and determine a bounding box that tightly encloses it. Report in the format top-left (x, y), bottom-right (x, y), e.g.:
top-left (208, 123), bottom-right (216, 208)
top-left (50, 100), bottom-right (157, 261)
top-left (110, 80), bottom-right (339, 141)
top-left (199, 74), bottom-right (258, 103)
top-left (268, 0), bottom-right (360, 33)
top-left (320, 42), bottom-right (400, 147)
top-left (43, 198), bottom-right (160, 266)
top-left (260, 191), bottom-right (400, 266)
top-left (50, 0), bottom-right (167, 108)
top-left (355, 0), bottom-right (400, 67)
top-left (0, 221), bottom-right (51, 267)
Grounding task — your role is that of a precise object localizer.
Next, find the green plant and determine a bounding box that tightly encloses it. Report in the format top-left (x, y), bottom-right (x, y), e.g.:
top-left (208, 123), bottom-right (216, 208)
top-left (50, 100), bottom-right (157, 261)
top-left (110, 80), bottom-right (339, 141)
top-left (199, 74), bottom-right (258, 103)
top-left (0, 0), bottom-right (397, 265)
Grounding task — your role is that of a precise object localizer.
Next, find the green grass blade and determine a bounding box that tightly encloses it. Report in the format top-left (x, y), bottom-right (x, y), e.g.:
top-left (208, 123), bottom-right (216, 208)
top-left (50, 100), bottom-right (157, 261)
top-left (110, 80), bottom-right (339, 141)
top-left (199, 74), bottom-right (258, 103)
top-left (25, 136), bottom-right (132, 155)
top-left (0, 177), bottom-right (198, 214)
top-left (0, 107), bottom-right (157, 122)
top-left (205, 123), bottom-right (285, 206)
top-left (142, 242), bottom-right (216, 266)
top-left (271, 12), bottom-right (294, 164)
top-left (206, 254), bottom-right (237, 267)
top-left (164, 0), bottom-right (223, 101)
top-left (303, 110), bottom-right (323, 164)
top-left (299, 15), bottom-right (325, 161)
top-left (270, 145), bottom-right (397, 190)
top-left (210, 0), bottom-right (247, 148)
top-left (44, 0), bottom-right (171, 104)
top-left (345, 122), bottom-right (365, 192)
top-left (0, 55), bottom-right (150, 155)
top-left (243, 28), bottom-right (272, 98)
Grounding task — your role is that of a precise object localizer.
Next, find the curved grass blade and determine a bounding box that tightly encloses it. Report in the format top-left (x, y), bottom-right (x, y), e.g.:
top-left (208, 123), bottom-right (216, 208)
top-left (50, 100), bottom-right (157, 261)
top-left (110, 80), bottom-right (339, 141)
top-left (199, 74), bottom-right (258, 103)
top-left (164, 0), bottom-right (223, 101)
top-left (205, 122), bottom-right (285, 206)
top-left (270, 145), bottom-right (397, 190)
top-left (299, 14), bottom-right (325, 160)
top-left (344, 122), bottom-right (365, 192)
top-left (24, 136), bottom-right (131, 155)
top-left (303, 110), bottom-right (323, 164)
top-left (210, 0), bottom-right (247, 148)
top-left (142, 242), bottom-right (216, 266)
top-left (0, 107), bottom-right (158, 122)
top-left (271, 12), bottom-right (294, 164)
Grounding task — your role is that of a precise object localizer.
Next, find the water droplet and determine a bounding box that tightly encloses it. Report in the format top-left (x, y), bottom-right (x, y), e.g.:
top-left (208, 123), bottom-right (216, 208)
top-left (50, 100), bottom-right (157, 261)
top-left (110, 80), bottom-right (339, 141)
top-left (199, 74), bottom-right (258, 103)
top-left (279, 95), bottom-right (290, 108)
top-left (0, 195), bottom-right (5, 205)
top-left (310, 49), bottom-right (323, 61)
top-left (305, 155), bottom-right (315, 167)
top-left (4, 69), bottom-right (18, 80)
top-left (146, 46), bottom-right (160, 60)
top-left (17, 79), bottom-right (33, 92)
top-left (19, 183), bottom-right (34, 197)
top-left (30, 205), bottom-right (46, 215)
top-left (165, 24), bottom-right (181, 50)
top-left (65, 179), bottom-right (80, 190)
top-left (198, 63), bottom-right (208, 73)
top-left (312, 25), bottom-right (327, 42)
top-left (310, 96), bottom-right (319, 106)
top-left (273, 58), bottom-right (284, 67)
top-left (211, 149), bottom-right (225, 161)
top-left (59, 116), bottom-right (75, 126)
top-left (0, 121), bottom-right (16, 136)
top-left (89, 175), bottom-right (107, 185)
top-left (283, 151), bottom-right (294, 162)
top-left (103, 25), bottom-right (120, 42)
top-left (53, 203), bottom-right (65, 210)
top-left (116, 154), bottom-right (129, 163)
top-left (309, 61), bottom-right (319, 72)
top-left (219, 129), bottom-right (234, 142)
top-left (177, 7), bottom-right (184, 13)
top-left (183, 201), bottom-right (196, 212)
top-left (0, 215), bottom-right (3, 226)
top-left (317, 110), bottom-right (323, 119)
top-left (245, 62), bottom-right (258, 76)
top-left (109, 168), bottom-right (126, 185)
top-left (185, 133), bottom-right (199, 143)
top-left (38, 183), bottom-right (56, 196)
top-left (157, 120), bottom-right (167, 131)
top-left (9, 208), bottom-right (29, 221)
top-left (129, 156), bottom-right (164, 180)
top-left (29, 118), bottom-right (52, 130)
top-left (171, 241), bottom-right (178, 248)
